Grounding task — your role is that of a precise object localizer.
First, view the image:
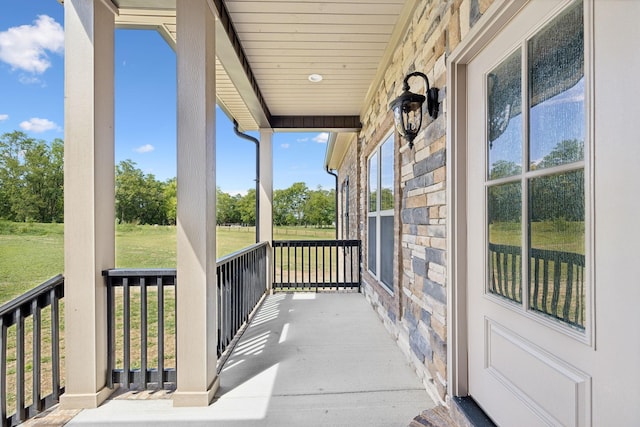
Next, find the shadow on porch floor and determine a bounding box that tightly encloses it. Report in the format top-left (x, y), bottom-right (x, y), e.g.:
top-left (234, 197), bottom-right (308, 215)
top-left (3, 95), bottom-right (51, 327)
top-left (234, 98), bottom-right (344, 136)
top-left (27, 293), bottom-right (436, 426)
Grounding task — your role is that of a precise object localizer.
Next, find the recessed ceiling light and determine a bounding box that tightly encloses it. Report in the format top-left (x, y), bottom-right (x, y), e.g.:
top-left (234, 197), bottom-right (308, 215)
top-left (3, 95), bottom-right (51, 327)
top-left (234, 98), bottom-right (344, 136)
top-left (308, 73), bottom-right (323, 83)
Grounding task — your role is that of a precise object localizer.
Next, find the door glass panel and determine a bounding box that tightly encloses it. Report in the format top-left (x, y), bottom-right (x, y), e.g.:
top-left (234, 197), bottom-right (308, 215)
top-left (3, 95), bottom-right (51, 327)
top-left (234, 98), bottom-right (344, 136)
top-left (483, 0), bottom-right (587, 332)
top-left (488, 49), bottom-right (523, 180)
top-left (529, 1), bottom-right (584, 170)
top-left (488, 182), bottom-right (522, 302)
top-left (528, 170), bottom-right (585, 329)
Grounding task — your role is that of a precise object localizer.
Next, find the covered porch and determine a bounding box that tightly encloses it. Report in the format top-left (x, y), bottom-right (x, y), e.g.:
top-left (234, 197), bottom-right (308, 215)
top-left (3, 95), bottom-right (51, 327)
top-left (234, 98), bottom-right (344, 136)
top-left (0, 0), bottom-right (452, 425)
top-left (32, 293), bottom-right (434, 426)
top-left (58, 0), bottom-right (413, 413)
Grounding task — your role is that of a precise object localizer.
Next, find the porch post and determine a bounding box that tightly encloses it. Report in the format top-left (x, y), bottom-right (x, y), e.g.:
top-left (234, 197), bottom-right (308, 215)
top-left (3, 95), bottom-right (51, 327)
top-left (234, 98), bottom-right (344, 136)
top-left (173, 0), bottom-right (219, 407)
top-left (60, 0), bottom-right (116, 409)
top-left (258, 129), bottom-right (273, 244)
top-left (259, 129), bottom-right (273, 290)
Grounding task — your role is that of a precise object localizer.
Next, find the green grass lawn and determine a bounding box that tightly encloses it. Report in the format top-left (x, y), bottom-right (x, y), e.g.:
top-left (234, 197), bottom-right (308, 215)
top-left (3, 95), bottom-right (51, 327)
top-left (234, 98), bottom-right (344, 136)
top-left (0, 221), bottom-right (335, 414)
top-left (490, 220), bottom-right (585, 254)
top-left (0, 221), bottom-right (335, 305)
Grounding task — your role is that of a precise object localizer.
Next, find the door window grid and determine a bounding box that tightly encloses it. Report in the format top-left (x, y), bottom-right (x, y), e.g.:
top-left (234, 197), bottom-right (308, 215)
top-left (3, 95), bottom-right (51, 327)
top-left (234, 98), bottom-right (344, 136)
top-left (485, 0), bottom-right (586, 331)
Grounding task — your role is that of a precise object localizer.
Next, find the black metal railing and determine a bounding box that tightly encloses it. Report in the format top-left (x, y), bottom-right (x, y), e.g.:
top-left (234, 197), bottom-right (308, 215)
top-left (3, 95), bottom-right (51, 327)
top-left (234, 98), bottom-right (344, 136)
top-left (217, 242), bottom-right (268, 358)
top-left (489, 243), bottom-right (585, 328)
top-left (104, 269), bottom-right (177, 390)
top-left (272, 240), bottom-right (361, 291)
top-left (104, 242), bottom-right (269, 389)
top-left (0, 275), bottom-right (64, 427)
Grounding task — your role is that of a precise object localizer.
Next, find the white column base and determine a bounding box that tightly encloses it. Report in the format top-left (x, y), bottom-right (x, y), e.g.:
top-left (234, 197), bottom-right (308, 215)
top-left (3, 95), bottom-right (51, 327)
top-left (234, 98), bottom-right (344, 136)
top-left (172, 376), bottom-right (220, 407)
top-left (59, 385), bottom-right (117, 409)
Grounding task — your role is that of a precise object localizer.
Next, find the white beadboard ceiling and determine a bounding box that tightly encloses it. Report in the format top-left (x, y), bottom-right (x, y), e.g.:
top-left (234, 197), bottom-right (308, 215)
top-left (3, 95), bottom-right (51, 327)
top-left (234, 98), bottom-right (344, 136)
top-left (109, 0), bottom-right (414, 132)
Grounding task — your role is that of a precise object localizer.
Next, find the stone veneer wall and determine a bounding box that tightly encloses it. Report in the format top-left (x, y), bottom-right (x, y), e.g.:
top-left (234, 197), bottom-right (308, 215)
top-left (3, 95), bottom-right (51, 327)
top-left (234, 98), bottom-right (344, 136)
top-left (351, 0), bottom-right (495, 404)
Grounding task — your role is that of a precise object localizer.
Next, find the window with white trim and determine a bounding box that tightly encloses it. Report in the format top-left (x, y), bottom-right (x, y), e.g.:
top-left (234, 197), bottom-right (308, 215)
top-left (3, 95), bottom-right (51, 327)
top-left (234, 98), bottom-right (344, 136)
top-left (368, 133), bottom-right (395, 291)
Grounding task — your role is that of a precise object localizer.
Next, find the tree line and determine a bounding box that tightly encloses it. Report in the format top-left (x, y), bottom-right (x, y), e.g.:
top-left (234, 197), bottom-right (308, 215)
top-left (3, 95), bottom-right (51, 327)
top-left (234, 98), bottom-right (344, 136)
top-left (488, 139), bottom-right (584, 223)
top-left (0, 131), bottom-right (335, 227)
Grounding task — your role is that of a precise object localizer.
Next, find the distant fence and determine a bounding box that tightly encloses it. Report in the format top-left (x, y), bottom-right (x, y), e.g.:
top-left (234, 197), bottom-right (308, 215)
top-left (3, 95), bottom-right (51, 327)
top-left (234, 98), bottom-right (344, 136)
top-left (489, 243), bottom-right (585, 328)
top-left (0, 275), bottom-right (64, 427)
top-left (272, 240), bottom-right (361, 291)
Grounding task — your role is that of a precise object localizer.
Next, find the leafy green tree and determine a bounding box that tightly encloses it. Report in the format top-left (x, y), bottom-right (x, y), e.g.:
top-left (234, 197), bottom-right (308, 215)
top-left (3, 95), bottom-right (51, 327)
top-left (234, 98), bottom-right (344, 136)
top-left (531, 139), bottom-right (584, 222)
top-left (115, 159), bottom-right (168, 224)
top-left (489, 159), bottom-right (521, 180)
top-left (0, 131), bottom-right (33, 219)
top-left (537, 139), bottom-right (583, 169)
top-left (236, 189), bottom-right (256, 225)
top-left (273, 182), bottom-right (308, 226)
top-left (164, 178), bottom-right (177, 225)
top-left (0, 131), bottom-right (63, 222)
top-left (216, 187), bottom-right (241, 225)
top-left (303, 188), bottom-right (335, 227)
top-left (19, 139), bottom-right (64, 222)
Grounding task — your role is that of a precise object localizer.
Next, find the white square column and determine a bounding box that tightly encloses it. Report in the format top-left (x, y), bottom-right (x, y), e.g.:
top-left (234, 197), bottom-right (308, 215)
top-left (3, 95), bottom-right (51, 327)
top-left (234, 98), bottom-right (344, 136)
top-left (60, 0), bottom-right (116, 409)
top-left (173, 0), bottom-right (219, 407)
top-left (258, 129), bottom-right (273, 244)
top-left (259, 129), bottom-right (273, 290)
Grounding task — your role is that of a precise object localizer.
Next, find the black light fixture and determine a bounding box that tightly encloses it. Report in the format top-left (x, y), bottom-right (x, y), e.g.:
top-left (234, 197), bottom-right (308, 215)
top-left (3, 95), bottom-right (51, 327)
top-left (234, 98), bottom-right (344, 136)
top-left (389, 71), bottom-right (439, 149)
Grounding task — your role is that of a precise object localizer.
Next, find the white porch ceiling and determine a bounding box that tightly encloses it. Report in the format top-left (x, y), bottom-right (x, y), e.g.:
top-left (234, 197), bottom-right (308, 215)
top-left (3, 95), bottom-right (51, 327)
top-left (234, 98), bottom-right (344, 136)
top-left (108, 0), bottom-right (414, 132)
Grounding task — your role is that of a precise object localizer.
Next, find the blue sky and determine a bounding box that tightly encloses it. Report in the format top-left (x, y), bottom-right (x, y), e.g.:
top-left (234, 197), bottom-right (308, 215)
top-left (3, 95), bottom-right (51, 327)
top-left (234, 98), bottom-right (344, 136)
top-left (0, 1), bottom-right (334, 195)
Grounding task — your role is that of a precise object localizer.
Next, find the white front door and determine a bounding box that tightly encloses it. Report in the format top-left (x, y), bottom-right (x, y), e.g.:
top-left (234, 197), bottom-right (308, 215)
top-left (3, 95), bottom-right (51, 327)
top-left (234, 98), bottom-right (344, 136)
top-left (466, 1), bottom-right (593, 425)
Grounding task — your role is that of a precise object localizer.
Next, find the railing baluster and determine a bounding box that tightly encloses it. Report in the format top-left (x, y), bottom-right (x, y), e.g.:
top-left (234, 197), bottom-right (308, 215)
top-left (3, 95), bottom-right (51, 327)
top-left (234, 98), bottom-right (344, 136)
top-left (552, 255), bottom-right (562, 318)
top-left (123, 278), bottom-right (130, 389)
top-left (16, 308), bottom-right (25, 422)
top-left (107, 277), bottom-right (114, 389)
top-left (51, 288), bottom-right (60, 401)
top-left (157, 276), bottom-right (164, 389)
top-left (1, 317), bottom-right (7, 425)
top-left (542, 257), bottom-right (549, 313)
top-left (563, 262), bottom-right (574, 322)
top-left (140, 278), bottom-right (147, 388)
top-left (342, 241), bottom-right (347, 289)
top-left (532, 256), bottom-right (540, 310)
top-left (31, 299), bottom-right (42, 412)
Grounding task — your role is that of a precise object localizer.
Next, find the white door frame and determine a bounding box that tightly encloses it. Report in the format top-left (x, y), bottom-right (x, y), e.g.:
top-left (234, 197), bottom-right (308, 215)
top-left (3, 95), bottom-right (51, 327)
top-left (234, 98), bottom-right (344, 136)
top-left (445, 0), bottom-right (529, 398)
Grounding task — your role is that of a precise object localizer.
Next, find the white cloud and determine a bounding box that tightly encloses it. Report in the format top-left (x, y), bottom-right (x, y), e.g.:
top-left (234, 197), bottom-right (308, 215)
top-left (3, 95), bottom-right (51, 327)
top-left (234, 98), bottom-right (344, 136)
top-left (296, 137), bottom-right (309, 142)
top-left (280, 143), bottom-right (290, 149)
top-left (0, 15), bottom-right (64, 74)
top-left (0, 114), bottom-right (8, 121)
top-left (134, 144), bottom-right (155, 154)
top-left (19, 117), bottom-right (59, 133)
top-left (18, 75), bottom-right (43, 85)
top-left (313, 132), bottom-right (329, 144)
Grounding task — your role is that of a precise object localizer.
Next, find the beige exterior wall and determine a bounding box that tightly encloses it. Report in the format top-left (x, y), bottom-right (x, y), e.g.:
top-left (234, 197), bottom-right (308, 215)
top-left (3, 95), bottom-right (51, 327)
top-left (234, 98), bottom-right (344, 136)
top-left (340, 0), bottom-right (496, 403)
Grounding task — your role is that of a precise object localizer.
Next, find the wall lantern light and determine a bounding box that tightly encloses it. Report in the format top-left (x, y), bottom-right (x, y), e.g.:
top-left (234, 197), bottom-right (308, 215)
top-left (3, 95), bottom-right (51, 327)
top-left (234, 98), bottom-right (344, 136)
top-left (389, 71), bottom-right (439, 149)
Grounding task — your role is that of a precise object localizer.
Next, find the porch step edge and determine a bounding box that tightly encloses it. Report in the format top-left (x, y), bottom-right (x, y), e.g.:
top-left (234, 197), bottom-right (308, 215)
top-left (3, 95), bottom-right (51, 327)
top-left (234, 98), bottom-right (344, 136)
top-left (450, 396), bottom-right (497, 427)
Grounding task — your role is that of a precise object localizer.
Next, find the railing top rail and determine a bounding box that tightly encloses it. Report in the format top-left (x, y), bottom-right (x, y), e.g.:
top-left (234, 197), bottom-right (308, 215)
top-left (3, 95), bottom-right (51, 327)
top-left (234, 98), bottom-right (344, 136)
top-left (103, 268), bottom-right (177, 277)
top-left (217, 241), bottom-right (268, 266)
top-left (0, 274), bottom-right (64, 317)
top-left (273, 239), bottom-right (360, 246)
top-left (489, 243), bottom-right (585, 265)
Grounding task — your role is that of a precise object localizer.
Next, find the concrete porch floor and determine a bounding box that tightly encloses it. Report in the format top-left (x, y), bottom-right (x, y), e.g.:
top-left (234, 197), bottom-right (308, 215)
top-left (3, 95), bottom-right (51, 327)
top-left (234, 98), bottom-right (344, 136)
top-left (29, 292), bottom-right (436, 426)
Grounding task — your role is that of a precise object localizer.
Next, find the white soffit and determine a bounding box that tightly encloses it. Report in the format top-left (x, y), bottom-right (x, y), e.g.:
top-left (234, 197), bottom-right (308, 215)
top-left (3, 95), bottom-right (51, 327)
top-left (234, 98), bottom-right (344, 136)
top-left (107, 0), bottom-right (413, 132)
